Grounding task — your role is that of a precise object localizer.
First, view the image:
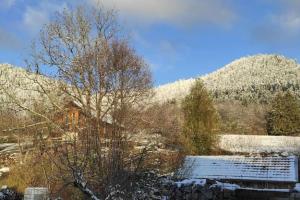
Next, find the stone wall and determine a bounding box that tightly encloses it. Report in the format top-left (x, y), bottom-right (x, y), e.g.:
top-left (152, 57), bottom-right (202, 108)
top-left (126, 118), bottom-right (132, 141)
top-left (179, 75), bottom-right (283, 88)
top-left (160, 179), bottom-right (300, 200)
top-left (161, 179), bottom-right (237, 200)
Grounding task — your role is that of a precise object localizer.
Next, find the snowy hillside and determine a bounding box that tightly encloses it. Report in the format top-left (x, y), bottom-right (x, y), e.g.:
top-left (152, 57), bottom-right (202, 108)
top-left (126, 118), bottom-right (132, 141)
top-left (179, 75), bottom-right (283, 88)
top-left (2, 54), bottom-right (300, 107)
top-left (154, 54), bottom-right (300, 103)
top-left (0, 63), bottom-right (60, 113)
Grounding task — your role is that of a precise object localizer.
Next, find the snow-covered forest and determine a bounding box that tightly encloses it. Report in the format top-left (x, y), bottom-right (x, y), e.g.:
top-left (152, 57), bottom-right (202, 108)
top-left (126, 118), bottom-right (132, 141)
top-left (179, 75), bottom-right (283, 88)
top-left (154, 54), bottom-right (300, 104)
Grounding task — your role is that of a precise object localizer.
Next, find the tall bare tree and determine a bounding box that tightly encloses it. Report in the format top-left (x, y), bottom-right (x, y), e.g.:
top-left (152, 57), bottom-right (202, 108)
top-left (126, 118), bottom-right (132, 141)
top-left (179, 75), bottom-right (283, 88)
top-left (1, 5), bottom-right (153, 199)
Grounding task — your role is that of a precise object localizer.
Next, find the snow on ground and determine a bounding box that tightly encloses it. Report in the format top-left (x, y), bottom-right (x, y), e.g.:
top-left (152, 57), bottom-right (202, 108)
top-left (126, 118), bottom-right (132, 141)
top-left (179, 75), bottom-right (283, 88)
top-left (240, 188), bottom-right (291, 192)
top-left (0, 142), bottom-right (33, 154)
top-left (0, 144), bottom-right (16, 150)
top-left (294, 183), bottom-right (300, 192)
top-left (210, 181), bottom-right (240, 191)
top-left (0, 167), bottom-right (9, 177)
top-left (219, 134), bottom-right (300, 154)
top-left (181, 155), bottom-right (298, 182)
top-left (0, 168), bottom-right (9, 173)
top-left (175, 179), bottom-right (206, 187)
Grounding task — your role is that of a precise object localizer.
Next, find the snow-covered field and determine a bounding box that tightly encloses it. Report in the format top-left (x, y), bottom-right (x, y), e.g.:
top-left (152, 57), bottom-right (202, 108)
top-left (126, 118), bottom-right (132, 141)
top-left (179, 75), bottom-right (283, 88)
top-left (219, 134), bottom-right (300, 154)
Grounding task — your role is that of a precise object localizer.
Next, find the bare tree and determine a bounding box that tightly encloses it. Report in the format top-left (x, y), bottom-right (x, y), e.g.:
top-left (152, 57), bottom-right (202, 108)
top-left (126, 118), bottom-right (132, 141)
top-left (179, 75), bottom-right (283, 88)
top-left (1, 5), bottom-right (153, 199)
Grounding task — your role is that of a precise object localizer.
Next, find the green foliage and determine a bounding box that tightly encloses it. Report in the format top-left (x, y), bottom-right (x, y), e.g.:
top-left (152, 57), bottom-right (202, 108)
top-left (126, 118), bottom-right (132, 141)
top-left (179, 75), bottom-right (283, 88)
top-left (266, 92), bottom-right (300, 136)
top-left (181, 78), bottom-right (219, 155)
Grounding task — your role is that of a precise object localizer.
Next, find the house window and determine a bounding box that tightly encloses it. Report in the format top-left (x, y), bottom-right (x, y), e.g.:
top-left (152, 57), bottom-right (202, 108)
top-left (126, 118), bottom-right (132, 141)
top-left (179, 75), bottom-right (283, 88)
top-left (103, 126), bottom-right (106, 135)
top-left (71, 112), bottom-right (76, 129)
top-left (65, 115), bottom-right (69, 129)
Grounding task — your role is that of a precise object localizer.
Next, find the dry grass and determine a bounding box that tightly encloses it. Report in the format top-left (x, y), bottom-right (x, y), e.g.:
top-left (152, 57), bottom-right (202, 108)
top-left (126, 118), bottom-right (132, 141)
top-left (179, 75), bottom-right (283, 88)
top-left (0, 152), bottom-right (84, 199)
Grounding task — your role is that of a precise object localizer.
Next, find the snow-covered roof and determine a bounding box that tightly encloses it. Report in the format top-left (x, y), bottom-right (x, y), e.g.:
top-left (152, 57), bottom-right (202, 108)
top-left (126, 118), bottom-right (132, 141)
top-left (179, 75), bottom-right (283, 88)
top-left (182, 156), bottom-right (298, 182)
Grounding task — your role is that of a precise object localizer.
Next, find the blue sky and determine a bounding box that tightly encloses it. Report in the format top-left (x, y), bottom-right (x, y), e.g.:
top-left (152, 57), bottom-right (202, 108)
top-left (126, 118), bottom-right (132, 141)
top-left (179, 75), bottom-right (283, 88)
top-left (1, 0), bottom-right (300, 85)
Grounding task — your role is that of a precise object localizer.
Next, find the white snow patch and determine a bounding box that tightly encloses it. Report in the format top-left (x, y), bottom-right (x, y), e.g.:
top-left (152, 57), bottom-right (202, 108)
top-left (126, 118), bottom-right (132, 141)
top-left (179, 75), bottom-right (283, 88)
top-left (294, 183), bottom-right (300, 192)
top-left (0, 167), bottom-right (9, 173)
top-left (241, 187), bottom-right (290, 192)
top-left (175, 179), bottom-right (206, 187)
top-left (210, 181), bottom-right (240, 191)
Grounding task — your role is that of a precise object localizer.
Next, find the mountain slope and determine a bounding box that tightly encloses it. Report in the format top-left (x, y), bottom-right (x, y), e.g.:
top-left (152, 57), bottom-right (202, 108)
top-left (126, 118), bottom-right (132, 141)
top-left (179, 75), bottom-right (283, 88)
top-left (1, 54), bottom-right (300, 108)
top-left (0, 63), bottom-right (60, 113)
top-left (154, 54), bottom-right (300, 103)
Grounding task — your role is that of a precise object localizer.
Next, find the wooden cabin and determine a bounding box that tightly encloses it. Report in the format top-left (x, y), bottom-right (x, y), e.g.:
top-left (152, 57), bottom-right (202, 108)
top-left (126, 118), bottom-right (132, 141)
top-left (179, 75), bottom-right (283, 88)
top-left (55, 100), bottom-right (114, 137)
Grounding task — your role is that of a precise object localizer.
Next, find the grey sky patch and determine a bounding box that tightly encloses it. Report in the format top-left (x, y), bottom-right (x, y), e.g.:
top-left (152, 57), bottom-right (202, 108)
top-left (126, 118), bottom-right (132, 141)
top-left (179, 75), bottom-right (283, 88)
top-left (0, 28), bottom-right (21, 51)
top-left (89, 0), bottom-right (237, 28)
top-left (131, 31), bottom-right (151, 49)
top-left (159, 41), bottom-right (179, 59)
top-left (158, 40), bottom-right (189, 62)
top-left (132, 31), bottom-right (187, 71)
top-left (271, 0), bottom-right (300, 34)
top-left (0, 0), bottom-right (16, 9)
top-left (252, 0), bottom-right (300, 45)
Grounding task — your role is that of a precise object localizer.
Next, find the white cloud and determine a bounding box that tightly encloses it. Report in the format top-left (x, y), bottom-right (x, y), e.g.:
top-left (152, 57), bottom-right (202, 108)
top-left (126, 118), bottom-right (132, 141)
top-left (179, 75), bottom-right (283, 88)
top-left (23, 2), bottom-right (68, 34)
top-left (90, 0), bottom-right (236, 28)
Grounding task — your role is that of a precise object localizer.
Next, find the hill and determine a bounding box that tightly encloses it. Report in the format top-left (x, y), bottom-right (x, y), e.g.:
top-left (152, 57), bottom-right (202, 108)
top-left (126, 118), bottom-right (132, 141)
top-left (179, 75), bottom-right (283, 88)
top-left (154, 54), bottom-right (300, 104)
top-left (0, 63), bottom-right (60, 114)
top-left (2, 54), bottom-right (300, 106)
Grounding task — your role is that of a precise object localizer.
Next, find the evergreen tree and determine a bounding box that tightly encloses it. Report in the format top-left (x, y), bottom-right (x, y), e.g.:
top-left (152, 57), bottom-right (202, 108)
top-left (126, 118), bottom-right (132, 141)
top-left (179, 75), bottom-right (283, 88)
top-left (266, 92), bottom-right (300, 136)
top-left (181, 78), bottom-right (219, 155)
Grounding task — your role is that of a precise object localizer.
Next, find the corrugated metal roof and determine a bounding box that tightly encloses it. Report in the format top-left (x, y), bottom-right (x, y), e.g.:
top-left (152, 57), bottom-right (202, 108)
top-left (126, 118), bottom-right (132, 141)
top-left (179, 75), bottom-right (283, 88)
top-left (182, 156), bottom-right (298, 182)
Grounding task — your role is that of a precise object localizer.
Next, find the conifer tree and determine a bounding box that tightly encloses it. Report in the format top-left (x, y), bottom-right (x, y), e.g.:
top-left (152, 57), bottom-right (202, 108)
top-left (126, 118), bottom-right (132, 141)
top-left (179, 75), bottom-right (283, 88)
top-left (181, 78), bottom-right (219, 154)
top-left (266, 92), bottom-right (300, 136)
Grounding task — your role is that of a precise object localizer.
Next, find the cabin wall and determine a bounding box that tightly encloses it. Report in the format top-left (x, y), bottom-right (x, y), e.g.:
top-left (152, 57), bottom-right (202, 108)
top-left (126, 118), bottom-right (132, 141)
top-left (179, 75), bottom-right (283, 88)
top-left (55, 103), bottom-right (115, 137)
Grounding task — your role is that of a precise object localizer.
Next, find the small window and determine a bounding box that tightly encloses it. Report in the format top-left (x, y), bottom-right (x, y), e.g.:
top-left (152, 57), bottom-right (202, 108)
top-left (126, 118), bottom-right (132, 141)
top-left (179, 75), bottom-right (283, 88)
top-left (72, 113), bottom-right (76, 128)
top-left (65, 115), bottom-right (69, 128)
top-left (103, 126), bottom-right (106, 135)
